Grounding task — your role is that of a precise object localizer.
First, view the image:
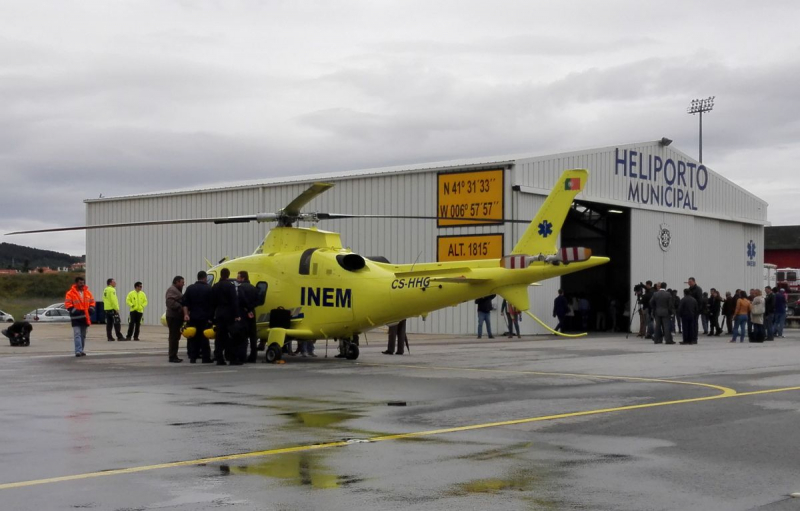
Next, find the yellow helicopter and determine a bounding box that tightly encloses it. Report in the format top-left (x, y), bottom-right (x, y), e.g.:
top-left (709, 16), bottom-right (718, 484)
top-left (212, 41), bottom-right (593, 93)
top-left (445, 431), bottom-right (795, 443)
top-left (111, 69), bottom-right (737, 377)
top-left (9, 169), bottom-right (608, 362)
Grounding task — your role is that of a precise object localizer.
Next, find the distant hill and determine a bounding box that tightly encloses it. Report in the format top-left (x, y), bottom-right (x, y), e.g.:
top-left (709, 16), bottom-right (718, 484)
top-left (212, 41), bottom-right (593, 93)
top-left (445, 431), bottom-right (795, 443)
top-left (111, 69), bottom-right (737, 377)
top-left (0, 242), bottom-right (84, 271)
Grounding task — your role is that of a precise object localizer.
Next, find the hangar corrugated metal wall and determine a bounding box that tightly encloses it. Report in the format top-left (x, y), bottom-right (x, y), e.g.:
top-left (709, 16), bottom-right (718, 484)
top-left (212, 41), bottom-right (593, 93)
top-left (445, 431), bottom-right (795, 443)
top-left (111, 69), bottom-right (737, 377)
top-left (86, 141), bottom-right (767, 334)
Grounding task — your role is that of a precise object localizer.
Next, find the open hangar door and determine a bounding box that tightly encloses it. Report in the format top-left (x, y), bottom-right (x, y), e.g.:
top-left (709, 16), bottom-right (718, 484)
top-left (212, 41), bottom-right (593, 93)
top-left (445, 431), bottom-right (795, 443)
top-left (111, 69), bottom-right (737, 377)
top-left (560, 201), bottom-right (630, 332)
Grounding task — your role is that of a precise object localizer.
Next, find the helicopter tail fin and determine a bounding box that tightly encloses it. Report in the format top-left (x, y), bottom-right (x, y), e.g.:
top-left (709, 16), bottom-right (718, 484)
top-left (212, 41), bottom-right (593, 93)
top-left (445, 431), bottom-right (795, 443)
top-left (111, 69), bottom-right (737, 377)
top-left (497, 284), bottom-right (531, 311)
top-left (511, 169), bottom-right (587, 255)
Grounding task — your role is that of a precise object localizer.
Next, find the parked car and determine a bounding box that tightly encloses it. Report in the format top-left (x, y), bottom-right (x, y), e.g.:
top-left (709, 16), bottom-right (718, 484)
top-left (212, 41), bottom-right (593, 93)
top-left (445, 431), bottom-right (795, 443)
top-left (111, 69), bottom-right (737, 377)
top-left (0, 310), bottom-right (14, 323)
top-left (45, 302), bottom-right (67, 310)
top-left (23, 308), bottom-right (72, 322)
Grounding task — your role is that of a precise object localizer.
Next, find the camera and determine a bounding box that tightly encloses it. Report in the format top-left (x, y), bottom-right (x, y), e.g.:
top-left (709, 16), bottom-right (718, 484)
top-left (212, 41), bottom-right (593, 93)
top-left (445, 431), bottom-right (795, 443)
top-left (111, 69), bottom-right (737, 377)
top-left (633, 282), bottom-right (645, 293)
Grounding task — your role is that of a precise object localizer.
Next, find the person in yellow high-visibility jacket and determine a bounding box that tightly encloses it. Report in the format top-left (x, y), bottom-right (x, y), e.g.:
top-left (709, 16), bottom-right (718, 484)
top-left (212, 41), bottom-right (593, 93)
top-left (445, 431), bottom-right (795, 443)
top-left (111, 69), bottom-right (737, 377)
top-left (125, 281), bottom-right (148, 341)
top-left (104, 278), bottom-right (125, 341)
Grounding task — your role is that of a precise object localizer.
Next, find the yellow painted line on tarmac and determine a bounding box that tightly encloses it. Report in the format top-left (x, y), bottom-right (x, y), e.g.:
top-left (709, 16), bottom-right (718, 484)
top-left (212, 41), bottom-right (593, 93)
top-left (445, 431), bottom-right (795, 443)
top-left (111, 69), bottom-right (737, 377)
top-left (0, 441), bottom-right (350, 490)
top-left (4, 383), bottom-right (800, 490)
top-left (361, 362), bottom-right (737, 396)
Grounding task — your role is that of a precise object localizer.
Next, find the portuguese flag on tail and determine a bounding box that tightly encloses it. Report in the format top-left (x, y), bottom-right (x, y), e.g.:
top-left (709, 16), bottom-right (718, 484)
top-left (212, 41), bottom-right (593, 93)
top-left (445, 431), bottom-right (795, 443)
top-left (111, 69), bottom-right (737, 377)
top-left (564, 177), bottom-right (581, 191)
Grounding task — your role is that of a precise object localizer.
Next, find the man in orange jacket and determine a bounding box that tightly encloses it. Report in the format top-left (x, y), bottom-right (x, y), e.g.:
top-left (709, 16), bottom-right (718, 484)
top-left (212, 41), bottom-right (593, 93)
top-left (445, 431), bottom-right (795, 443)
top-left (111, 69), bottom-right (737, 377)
top-left (65, 276), bottom-right (96, 357)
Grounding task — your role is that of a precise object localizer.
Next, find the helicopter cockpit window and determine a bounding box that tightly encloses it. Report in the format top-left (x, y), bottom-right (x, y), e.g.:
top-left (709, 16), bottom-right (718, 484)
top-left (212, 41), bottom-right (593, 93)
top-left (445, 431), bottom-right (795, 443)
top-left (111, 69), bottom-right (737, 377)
top-left (256, 282), bottom-right (267, 306)
top-left (206, 274), bottom-right (215, 286)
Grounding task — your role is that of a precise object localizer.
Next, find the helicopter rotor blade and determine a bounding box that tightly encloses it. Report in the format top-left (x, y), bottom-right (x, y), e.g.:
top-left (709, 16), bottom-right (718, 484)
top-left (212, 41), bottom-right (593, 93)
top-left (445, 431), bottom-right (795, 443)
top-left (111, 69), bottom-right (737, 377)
top-left (5, 213), bottom-right (281, 235)
top-left (311, 213), bottom-right (532, 224)
top-left (282, 182), bottom-right (334, 218)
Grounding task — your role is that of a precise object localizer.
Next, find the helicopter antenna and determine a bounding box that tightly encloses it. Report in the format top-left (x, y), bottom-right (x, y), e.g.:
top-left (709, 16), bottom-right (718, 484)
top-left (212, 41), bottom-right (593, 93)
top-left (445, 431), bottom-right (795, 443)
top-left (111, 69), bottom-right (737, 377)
top-left (409, 250), bottom-right (423, 272)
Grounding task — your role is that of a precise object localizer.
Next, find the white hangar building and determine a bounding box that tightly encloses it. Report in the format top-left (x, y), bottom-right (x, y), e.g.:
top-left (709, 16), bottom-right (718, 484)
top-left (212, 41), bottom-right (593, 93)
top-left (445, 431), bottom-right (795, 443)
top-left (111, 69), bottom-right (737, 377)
top-left (86, 140), bottom-right (767, 335)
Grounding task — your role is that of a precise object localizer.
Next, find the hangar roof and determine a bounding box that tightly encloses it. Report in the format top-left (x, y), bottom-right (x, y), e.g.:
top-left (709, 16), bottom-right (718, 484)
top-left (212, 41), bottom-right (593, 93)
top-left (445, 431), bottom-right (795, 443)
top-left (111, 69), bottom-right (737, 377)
top-left (86, 140), bottom-right (767, 217)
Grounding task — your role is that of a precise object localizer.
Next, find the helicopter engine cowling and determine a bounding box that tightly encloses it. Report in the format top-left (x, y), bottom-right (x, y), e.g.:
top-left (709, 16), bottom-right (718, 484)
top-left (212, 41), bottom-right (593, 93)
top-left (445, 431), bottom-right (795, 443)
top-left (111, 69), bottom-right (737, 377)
top-left (336, 253), bottom-right (366, 272)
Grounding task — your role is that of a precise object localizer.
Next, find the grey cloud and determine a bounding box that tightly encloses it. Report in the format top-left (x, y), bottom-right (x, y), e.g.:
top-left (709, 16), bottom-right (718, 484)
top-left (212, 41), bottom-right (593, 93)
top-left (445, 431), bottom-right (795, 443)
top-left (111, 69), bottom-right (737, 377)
top-left (3, 1), bottom-right (799, 256)
top-left (373, 34), bottom-right (660, 57)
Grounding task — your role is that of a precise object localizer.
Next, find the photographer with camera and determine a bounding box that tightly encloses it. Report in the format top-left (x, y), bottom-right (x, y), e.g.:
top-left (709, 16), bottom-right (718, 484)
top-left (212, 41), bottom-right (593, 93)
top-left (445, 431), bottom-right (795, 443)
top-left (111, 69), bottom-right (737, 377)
top-left (635, 281), bottom-right (655, 338)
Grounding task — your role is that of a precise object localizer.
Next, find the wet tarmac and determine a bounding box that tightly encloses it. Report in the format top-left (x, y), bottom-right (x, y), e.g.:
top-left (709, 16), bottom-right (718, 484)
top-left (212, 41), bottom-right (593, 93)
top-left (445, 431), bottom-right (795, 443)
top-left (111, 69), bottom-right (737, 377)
top-left (2, 325), bottom-right (800, 510)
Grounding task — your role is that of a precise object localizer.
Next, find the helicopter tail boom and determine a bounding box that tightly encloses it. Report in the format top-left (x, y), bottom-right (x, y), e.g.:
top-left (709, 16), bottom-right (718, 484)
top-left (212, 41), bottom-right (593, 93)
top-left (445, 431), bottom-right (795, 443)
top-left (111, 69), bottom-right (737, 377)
top-left (511, 169), bottom-right (587, 255)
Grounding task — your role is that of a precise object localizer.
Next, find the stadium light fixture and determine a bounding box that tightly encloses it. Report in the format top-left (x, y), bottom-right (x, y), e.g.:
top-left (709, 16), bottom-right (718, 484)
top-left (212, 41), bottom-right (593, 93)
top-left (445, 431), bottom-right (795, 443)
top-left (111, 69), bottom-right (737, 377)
top-left (687, 96), bottom-right (715, 163)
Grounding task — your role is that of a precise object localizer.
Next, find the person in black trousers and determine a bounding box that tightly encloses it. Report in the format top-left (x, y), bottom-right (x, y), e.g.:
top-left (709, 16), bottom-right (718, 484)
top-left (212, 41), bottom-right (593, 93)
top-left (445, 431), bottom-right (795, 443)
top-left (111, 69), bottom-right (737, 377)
top-left (182, 271), bottom-right (214, 363)
top-left (678, 288), bottom-right (699, 345)
top-left (211, 268), bottom-right (240, 365)
top-left (707, 288), bottom-right (723, 336)
top-left (165, 276), bottom-right (185, 362)
top-left (235, 270), bottom-right (260, 362)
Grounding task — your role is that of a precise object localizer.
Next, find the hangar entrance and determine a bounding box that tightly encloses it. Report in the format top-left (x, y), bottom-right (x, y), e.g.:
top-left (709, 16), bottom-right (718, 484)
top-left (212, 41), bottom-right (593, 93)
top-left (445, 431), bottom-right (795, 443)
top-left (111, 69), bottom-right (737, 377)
top-left (560, 202), bottom-right (630, 331)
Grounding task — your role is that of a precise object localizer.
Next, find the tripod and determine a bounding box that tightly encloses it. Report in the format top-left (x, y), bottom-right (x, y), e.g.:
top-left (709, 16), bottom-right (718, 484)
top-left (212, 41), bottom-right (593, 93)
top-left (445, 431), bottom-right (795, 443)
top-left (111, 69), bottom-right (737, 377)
top-left (625, 295), bottom-right (643, 339)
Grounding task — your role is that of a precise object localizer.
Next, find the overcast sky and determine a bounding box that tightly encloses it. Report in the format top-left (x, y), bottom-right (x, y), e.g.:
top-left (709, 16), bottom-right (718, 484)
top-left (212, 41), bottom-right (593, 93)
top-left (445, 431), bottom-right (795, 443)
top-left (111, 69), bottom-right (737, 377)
top-left (2, 0), bottom-right (799, 256)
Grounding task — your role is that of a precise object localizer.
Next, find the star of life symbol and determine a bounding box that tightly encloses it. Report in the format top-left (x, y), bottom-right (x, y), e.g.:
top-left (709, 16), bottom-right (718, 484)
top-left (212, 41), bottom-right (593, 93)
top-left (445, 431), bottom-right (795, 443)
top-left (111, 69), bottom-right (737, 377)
top-left (538, 220), bottom-right (553, 238)
top-left (747, 240), bottom-right (756, 260)
top-left (658, 223), bottom-right (672, 252)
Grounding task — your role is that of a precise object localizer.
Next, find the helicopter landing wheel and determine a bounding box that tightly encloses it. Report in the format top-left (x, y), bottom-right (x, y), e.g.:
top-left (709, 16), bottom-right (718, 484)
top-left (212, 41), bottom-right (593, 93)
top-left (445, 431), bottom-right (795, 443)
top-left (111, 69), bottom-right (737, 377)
top-left (345, 343), bottom-right (359, 360)
top-left (265, 344), bottom-right (282, 363)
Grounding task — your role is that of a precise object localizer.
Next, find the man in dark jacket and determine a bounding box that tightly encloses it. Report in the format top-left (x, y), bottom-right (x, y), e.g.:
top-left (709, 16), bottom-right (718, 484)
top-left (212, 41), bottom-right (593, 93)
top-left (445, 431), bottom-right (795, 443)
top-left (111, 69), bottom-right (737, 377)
top-left (553, 289), bottom-right (569, 332)
top-left (774, 288), bottom-right (787, 338)
top-left (707, 288), bottom-right (723, 336)
top-left (687, 277), bottom-right (703, 343)
top-left (2, 321), bottom-right (33, 346)
top-left (165, 276), bottom-right (185, 363)
top-left (650, 282), bottom-right (674, 344)
top-left (475, 294), bottom-right (496, 339)
top-left (641, 281), bottom-right (655, 339)
top-left (182, 271), bottom-right (214, 363)
top-left (722, 291), bottom-right (737, 335)
top-left (678, 288), bottom-right (699, 345)
top-left (763, 286), bottom-right (775, 341)
top-left (236, 270), bottom-right (260, 362)
top-left (212, 268), bottom-right (240, 365)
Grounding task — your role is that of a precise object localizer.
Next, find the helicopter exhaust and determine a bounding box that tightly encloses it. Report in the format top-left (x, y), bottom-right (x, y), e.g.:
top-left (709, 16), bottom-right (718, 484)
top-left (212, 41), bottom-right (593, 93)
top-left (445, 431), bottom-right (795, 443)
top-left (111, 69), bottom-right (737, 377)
top-left (337, 253), bottom-right (366, 272)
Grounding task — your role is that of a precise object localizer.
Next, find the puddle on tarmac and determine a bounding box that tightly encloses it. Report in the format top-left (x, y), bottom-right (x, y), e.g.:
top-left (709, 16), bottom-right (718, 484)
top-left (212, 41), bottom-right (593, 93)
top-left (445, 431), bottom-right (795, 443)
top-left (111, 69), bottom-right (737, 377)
top-left (448, 468), bottom-right (541, 496)
top-left (218, 452), bottom-right (363, 489)
top-left (282, 409), bottom-right (362, 428)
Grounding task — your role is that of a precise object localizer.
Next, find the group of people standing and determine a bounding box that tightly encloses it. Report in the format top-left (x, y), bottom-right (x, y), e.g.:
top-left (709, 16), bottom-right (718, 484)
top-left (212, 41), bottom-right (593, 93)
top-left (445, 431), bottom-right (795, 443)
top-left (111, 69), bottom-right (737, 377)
top-left (165, 269), bottom-right (268, 364)
top-left (66, 276), bottom-right (148, 357)
top-left (472, 295), bottom-right (523, 339)
top-left (102, 278), bottom-right (148, 342)
top-left (637, 277), bottom-right (788, 345)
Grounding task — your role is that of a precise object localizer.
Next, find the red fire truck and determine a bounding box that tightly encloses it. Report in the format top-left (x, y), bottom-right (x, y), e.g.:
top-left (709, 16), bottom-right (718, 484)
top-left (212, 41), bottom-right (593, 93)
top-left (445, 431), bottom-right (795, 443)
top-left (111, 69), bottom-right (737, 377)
top-left (776, 268), bottom-right (800, 292)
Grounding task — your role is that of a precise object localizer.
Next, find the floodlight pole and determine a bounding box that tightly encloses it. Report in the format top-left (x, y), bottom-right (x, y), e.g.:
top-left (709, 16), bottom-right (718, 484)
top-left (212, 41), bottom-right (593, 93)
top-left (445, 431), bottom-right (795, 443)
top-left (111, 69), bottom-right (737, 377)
top-left (687, 96), bottom-right (715, 163)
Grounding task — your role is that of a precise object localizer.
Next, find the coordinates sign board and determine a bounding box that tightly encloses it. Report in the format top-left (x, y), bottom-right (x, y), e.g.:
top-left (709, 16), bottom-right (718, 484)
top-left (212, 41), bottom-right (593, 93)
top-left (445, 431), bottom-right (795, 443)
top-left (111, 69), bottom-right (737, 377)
top-left (437, 234), bottom-right (504, 262)
top-left (437, 169), bottom-right (504, 227)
